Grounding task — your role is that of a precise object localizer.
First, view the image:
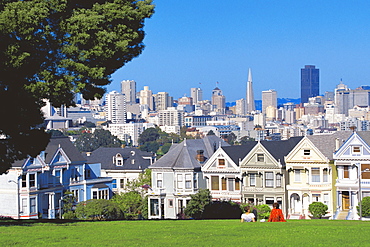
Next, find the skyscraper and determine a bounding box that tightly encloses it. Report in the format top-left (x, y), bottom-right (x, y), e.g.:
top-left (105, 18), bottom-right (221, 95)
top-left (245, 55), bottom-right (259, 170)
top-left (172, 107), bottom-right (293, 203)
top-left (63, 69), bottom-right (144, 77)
top-left (246, 68), bottom-right (255, 113)
top-left (105, 91), bottom-right (126, 124)
top-left (262, 89), bottom-right (277, 114)
top-left (212, 86), bottom-right (226, 114)
top-left (139, 86), bottom-right (154, 110)
top-left (121, 80), bottom-right (136, 104)
top-left (301, 65), bottom-right (319, 104)
top-left (190, 87), bottom-right (203, 104)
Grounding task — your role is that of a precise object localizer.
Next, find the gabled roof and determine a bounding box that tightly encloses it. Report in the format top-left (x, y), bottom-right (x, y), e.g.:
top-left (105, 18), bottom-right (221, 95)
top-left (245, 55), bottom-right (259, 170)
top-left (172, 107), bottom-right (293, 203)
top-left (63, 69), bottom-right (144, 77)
top-left (12, 136), bottom-right (85, 168)
top-left (86, 147), bottom-right (154, 171)
top-left (150, 136), bottom-right (229, 170)
top-left (307, 131), bottom-right (352, 160)
top-left (221, 142), bottom-right (257, 165)
top-left (260, 136), bottom-right (303, 166)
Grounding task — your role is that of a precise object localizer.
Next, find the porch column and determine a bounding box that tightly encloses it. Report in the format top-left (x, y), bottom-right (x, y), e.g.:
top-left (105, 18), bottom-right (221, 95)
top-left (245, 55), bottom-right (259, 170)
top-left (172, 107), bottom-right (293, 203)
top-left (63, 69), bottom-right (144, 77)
top-left (48, 193), bottom-right (55, 219)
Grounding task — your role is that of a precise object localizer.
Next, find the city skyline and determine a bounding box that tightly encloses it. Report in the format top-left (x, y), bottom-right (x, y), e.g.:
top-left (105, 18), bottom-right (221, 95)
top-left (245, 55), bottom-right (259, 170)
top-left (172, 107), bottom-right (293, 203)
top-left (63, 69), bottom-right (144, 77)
top-left (107, 1), bottom-right (370, 101)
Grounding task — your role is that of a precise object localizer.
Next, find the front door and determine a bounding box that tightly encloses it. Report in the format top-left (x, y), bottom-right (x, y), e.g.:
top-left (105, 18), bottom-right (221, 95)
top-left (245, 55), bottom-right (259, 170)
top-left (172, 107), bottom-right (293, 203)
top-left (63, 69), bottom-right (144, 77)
top-left (342, 191), bottom-right (350, 210)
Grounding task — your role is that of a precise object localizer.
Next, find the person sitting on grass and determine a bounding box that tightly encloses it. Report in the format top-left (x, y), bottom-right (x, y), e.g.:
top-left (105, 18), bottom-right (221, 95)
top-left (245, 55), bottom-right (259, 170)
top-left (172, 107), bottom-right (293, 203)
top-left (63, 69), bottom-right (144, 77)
top-left (241, 206), bottom-right (256, 222)
top-left (268, 202), bottom-right (286, 222)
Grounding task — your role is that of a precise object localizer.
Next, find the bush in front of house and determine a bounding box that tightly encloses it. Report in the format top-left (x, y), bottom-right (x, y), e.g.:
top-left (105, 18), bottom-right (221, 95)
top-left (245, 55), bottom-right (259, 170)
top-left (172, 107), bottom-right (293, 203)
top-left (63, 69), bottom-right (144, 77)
top-left (202, 201), bottom-right (242, 219)
top-left (255, 204), bottom-right (271, 219)
top-left (357, 196), bottom-right (370, 217)
top-left (75, 199), bottom-right (124, 220)
top-left (309, 202), bottom-right (328, 218)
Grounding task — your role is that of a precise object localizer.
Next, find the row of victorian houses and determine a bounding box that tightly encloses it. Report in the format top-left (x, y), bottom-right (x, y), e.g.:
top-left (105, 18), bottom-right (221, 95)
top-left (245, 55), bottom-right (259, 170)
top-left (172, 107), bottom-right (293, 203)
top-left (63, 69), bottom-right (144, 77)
top-left (2, 130), bottom-right (370, 221)
top-left (147, 131), bottom-right (370, 221)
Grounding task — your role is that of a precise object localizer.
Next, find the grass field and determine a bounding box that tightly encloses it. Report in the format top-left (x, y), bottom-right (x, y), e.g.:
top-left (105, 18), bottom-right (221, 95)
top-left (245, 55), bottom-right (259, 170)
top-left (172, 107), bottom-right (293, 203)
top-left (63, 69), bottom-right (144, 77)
top-left (1, 219), bottom-right (370, 246)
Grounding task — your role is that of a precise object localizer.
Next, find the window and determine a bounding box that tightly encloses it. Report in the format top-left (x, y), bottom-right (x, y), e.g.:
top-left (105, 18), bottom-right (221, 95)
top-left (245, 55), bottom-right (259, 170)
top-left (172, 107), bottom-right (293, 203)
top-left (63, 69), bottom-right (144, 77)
top-left (185, 174), bottom-right (192, 189)
top-left (235, 179), bottom-right (240, 190)
top-left (85, 169), bottom-right (91, 179)
top-left (22, 198), bottom-right (27, 213)
top-left (120, 179), bottom-right (124, 188)
top-left (29, 173), bottom-right (36, 187)
top-left (98, 189), bottom-right (108, 199)
top-left (193, 174), bottom-right (198, 189)
top-left (276, 173), bottom-right (282, 187)
top-left (21, 175), bottom-right (27, 188)
top-left (93, 191), bottom-right (97, 199)
top-left (221, 177), bottom-right (227, 190)
top-left (150, 199), bottom-right (159, 216)
top-left (249, 173), bottom-right (256, 187)
top-left (265, 172), bottom-right (273, 187)
top-left (266, 197), bottom-right (274, 205)
top-left (353, 146), bottom-right (361, 154)
top-left (30, 198), bottom-right (36, 214)
top-left (71, 168), bottom-right (78, 182)
top-left (313, 194), bottom-right (320, 202)
top-left (257, 154), bottom-right (264, 162)
top-left (323, 194), bottom-right (329, 206)
top-left (343, 166), bottom-right (349, 179)
top-left (168, 199), bottom-right (173, 208)
top-left (228, 178), bottom-right (234, 191)
top-left (211, 176), bottom-right (219, 190)
top-left (112, 179), bottom-right (117, 188)
top-left (312, 168), bottom-right (320, 182)
top-left (177, 174), bottom-right (183, 189)
top-left (71, 189), bottom-right (79, 202)
top-left (218, 159), bottom-right (225, 167)
top-left (361, 164), bottom-right (370, 179)
top-left (323, 169), bottom-right (328, 182)
top-left (55, 170), bottom-right (61, 184)
top-left (157, 173), bottom-right (163, 188)
top-left (294, 170), bottom-right (301, 182)
top-left (304, 149), bottom-right (310, 156)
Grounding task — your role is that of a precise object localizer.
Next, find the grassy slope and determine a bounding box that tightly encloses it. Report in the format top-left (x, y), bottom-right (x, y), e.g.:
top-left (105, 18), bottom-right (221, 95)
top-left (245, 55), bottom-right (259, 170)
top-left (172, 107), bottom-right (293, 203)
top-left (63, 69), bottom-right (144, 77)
top-left (1, 220), bottom-right (369, 246)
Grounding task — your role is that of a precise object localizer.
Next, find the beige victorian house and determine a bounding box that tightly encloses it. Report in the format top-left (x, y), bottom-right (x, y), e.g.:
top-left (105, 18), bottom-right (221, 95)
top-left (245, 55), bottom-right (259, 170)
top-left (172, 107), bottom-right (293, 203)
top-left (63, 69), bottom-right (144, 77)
top-left (285, 132), bottom-right (351, 219)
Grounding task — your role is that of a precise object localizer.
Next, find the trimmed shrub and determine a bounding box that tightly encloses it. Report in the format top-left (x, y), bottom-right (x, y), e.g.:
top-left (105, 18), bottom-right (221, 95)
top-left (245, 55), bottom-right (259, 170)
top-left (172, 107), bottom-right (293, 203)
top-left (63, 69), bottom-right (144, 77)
top-left (202, 201), bottom-right (242, 219)
top-left (309, 202), bottom-right (328, 218)
top-left (255, 204), bottom-right (271, 219)
top-left (75, 199), bottom-right (124, 220)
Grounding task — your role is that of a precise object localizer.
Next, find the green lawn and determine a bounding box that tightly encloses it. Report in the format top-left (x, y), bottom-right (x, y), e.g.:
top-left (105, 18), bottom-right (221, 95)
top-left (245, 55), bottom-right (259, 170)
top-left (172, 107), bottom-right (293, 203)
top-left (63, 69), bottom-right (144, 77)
top-left (0, 219), bottom-right (369, 246)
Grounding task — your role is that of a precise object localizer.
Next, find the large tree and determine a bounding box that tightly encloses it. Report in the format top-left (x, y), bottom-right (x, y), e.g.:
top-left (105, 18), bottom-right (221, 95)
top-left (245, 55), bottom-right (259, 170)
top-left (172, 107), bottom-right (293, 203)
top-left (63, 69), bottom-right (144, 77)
top-left (0, 0), bottom-right (154, 174)
top-left (74, 129), bottom-right (122, 152)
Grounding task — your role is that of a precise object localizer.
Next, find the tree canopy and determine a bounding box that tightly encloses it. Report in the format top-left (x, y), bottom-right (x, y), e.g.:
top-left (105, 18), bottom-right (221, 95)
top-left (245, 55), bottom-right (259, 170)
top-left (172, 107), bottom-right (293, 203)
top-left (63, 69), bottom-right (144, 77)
top-left (0, 0), bottom-right (154, 174)
top-left (74, 129), bottom-right (122, 152)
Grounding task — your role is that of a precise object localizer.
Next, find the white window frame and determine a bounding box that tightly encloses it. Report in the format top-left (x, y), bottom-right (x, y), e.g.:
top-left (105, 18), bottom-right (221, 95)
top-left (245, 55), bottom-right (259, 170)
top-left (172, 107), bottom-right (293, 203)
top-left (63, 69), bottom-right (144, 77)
top-left (157, 173), bottom-right (163, 188)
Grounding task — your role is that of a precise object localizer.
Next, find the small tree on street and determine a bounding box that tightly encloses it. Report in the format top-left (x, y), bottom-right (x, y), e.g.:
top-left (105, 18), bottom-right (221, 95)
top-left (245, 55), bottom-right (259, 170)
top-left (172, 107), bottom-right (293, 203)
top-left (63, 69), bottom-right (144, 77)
top-left (357, 196), bottom-right (370, 217)
top-left (185, 189), bottom-right (212, 219)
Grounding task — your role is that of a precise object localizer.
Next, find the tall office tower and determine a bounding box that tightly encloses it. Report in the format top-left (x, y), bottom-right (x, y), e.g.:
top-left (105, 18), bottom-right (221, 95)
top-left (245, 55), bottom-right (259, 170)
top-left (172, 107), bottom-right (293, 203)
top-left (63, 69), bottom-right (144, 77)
top-left (236, 98), bottom-right (246, 115)
top-left (154, 92), bottom-right (172, 111)
top-left (262, 89), bottom-right (277, 114)
top-left (246, 68), bottom-right (255, 113)
top-left (121, 80), bottom-right (136, 103)
top-left (301, 65), bottom-right (319, 104)
top-left (191, 87), bottom-right (203, 104)
top-left (105, 91), bottom-right (126, 124)
top-left (139, 86), bottom-right (154, 110)
top-left (211, 86), bottom-right (226, 114)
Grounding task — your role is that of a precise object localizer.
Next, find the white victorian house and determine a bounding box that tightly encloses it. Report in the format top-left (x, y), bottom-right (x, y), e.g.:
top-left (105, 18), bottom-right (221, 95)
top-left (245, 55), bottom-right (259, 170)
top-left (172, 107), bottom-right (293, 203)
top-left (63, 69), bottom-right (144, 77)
top-left (201, 143), bottom-right (256, 202)
top-left (333, 131), bottom-right (370, 220)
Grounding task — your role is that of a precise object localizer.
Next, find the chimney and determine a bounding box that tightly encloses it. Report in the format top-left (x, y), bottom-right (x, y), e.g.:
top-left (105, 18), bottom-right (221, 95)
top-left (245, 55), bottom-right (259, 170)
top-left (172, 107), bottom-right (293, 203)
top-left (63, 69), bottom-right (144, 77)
top-left (335, 138), bottom-right (340, 151)
top-left (196, 150), bottom-right (205, 163)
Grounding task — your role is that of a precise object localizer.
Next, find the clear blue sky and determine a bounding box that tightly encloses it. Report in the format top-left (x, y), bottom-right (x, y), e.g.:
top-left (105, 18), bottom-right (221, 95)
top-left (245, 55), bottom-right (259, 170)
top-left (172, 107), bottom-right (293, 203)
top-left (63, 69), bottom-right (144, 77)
top-left (108, 1), bottom-right (370, 101)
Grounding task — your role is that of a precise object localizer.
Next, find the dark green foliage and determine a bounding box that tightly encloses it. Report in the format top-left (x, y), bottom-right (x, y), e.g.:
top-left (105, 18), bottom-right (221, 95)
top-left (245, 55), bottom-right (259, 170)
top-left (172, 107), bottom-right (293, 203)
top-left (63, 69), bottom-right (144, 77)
top-left (138, 127), bottom-right (160, 144)
top-left (47, 129), bottom-right (65, 137)
top-left (62, 191), bottom-right (77, 219)
top-left (0, 0), bottom-right (154, 174)
top-left (357, 197), bottom-right (370, 217)
top-left (309, 202), bottom-right (328, 218)
top-left (202, 201), bottom-right (242, 219)
top-left (255, 204), bottom-right (271, 219)
top-left (111, 191), bottom-right (143, 219)
top-left (74, 129), bottom-right (121, 152)
top-left (160, 143), bottom-right (172, 155)
top-left (240, 136), bottom-right (255, 145)
top-left (226, 132), bottom-right (237, 145)
top-left (83, 121), bottom-right (96, 128)
top-left (184, 189), bottom-right (212, 219)
top-left (75, 199), bottom-right (124, 220)
top-left (139, 141), bottom-right (159, 153)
